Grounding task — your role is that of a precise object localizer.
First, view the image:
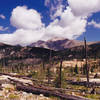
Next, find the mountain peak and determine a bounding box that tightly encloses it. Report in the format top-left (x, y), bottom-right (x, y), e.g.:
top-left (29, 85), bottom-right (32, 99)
top-left (29, 38), bottom-right (100, 51)
top-left (29, 38), bottom-right (83, 51)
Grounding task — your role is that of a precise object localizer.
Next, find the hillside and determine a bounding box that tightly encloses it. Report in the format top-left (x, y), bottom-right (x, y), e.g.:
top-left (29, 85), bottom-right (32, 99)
top-left (30, 37), bottom-right (100, 51)
top-left (57, 42), bottom-right (100, 59)
top-left (0, 40), bottom-right (99, 67)
top-left (0, 43), bottom-right (56, 67)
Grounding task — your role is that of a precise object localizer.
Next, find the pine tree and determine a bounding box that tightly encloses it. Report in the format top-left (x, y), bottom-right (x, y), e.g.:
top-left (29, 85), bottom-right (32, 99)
top-left (74, 64), bottom-right (78, 74)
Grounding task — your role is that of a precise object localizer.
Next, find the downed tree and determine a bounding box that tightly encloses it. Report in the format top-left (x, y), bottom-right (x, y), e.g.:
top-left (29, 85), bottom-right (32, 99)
top-left (1, 73), bottom-right (100, 87)
top-left (67, 80), bottom-right (100, 87)
top-left (8, 78), bottom-right (90, 100)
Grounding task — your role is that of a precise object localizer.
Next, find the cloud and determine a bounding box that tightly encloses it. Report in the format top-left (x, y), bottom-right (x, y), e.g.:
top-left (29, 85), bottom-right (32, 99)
top-left (52, 5), bottom-right (64, 19)
top-left (10, 6), bottom-right (44, 30)
top-left (45, 0), bottom-right (100, 18)
top-left (68, 0), bottom-right (100, 16)
top-left (88, 20), bottom-right (100, 28)
top-left (0, 5), bottom-right (87, 46)
top-left (45, 0), bottom-right (65, 19)
top-left (43, 0), bottom-right (100, 40)
top-left (0, 14), bottom-right (6, 19)
top-left (0, 0), bottom-right (100, 46)
top-left (0, 6), bottom-right (45, 46)
top-left (45, 7), bottom-right (87, 40)
top-left (0, 26), bottom-right (8, 31)
top-left (0, 28), bottom-right (45, 46)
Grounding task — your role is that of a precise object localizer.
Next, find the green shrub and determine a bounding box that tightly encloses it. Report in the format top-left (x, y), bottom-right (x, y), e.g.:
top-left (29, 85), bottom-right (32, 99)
top-left (74, 64), bottom-right (79, 74)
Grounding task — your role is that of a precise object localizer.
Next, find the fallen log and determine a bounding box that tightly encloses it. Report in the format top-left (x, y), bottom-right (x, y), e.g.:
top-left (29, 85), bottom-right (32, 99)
top-left (9, 78), bottom-right (90, 100)
top-left (1, 73), bottom-right (100, 87)
top-left (66, 80), bottom-right (100, 87)
top-left (0, 73), bottom-right (39, 82)
top-left (0, 73), bottom-right (26, 78)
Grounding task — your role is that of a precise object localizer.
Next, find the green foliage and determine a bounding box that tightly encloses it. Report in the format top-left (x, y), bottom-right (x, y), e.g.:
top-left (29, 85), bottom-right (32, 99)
top-left (90, 66), bottom-right (94, 73)
top-left (76, 76), bottom-right (81, 82)
top-left (74, 64), bottom-right (79, 74)
top-left (28, 71), bottom-right (39, 79)
top-left (9, 94), bottom-right (19, 100)
top-left (28, 68), bottom-right (46, 82)
top-left (84, 94), bottom-right (100, 100)
top-left (46, 67), bottom-right (53, 81)
top-left (50, 96), bottom-right (60, 100)
top-left (54, 71), bottom-right (66, 88)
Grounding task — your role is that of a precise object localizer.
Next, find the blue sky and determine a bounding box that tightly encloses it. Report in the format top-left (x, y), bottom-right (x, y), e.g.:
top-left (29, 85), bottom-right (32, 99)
top-left (0, 0), bottom-right (48, 32)
top-left (78, 12), bottom-right (100, 41)
top-left (0, 0), bottom-right (100, 45)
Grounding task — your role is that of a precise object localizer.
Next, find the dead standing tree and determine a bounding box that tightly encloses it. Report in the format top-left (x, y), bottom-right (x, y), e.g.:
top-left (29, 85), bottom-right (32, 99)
top-left (58, 59), bottom-right (63, 88)
top-left (47, 49), bottom-right (52, 84)
top-left (84, 37), bottom-right (89, 87)
top-left (55, 56), bottom-right (63, 88)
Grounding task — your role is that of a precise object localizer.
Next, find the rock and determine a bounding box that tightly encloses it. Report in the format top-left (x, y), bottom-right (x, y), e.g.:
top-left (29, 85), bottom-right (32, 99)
top-left (2, 84), bottom-right (15, 90)
top-left (40, 94), bottom-right (44, 97)
top-left (72, 92), bottom-right (75, 95)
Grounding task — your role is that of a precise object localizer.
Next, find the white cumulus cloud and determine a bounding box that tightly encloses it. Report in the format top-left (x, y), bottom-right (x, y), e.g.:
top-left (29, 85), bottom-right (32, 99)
top-left (88, 20), bottom-right (100, 28)
top-left (0, 28), bottom-right (45, 46)
top-left (10, 6), bottom-right (44, 30)
top-left (0, 6), bottom-right (87, 45)
top-left (0, 0), bottom-right (100, 46)
top-left (68, 0), bottom-right (100, 16)
top-left (45, 0), bottom-right (65, 19)
top-left (0, 6), bottom-right (45, 46)
top-left (45, 7), bottom-right (87, 40)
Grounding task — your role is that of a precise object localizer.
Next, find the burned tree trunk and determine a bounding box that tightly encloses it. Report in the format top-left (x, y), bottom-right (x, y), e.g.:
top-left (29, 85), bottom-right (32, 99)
top-left (58, 59), bottom-right (63, 88)
top-left (84, 37), bottom-right (89, 87)
top-left (47, 49), bottom-right (52, 84)
top-left (9, 78), bottom-right (90, 100)
top-left (47, 67), bottom-right (51, 84)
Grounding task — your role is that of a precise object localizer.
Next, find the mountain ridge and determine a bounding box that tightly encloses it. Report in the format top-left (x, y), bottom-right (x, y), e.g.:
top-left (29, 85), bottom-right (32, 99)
top-left (30, 38), bottom-right (100, 51)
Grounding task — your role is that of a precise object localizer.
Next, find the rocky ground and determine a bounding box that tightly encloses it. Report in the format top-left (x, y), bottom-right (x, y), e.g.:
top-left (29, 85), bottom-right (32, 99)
top-left (0, 73), bottom-right (98, 100)
top-left (0, 74), bottom-right (56, 100)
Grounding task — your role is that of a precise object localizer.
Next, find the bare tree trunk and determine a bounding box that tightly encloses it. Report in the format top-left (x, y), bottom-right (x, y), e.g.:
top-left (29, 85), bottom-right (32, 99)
top-left (47, 50), bottom-right (52, 84)
top-left (47, 67), bottom-right (50, 84)
top-left (42, 57), bottom-right (45, 70)
top-left (84, 37), bottom-right (89, 87)
top-left (59, 59), bottom-right (63, 88)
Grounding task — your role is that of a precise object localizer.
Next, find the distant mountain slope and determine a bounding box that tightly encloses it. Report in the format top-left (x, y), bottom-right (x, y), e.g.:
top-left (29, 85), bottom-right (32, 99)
top-left (57, 42), bottom-right (100, 59)
top-left (30, 38), bottom-right (83, 51)
top-left (0, 43), bottom-right (56, 66)
top-left (0, 40), bottom-right (99, 67)
top-left (30, 37), bottom-right (100, 51)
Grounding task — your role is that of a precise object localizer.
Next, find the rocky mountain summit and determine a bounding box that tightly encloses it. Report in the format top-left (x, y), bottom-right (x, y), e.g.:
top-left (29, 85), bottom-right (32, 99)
top-left (30, 37), bottom-right (100, 51)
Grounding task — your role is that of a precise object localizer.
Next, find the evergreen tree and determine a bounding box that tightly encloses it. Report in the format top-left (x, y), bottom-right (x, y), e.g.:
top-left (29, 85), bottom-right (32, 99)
top-left (74, 64), bottom-right (78, 74)
top-left (83, 64), bottom-right (87, 75)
